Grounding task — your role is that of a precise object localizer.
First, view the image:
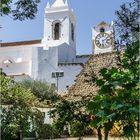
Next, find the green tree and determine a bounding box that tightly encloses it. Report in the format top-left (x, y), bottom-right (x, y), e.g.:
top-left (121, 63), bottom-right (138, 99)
top-left (87, 0), bottom-right (139, 139)
top-left (37, 123), bottom-right (60, 139)
top-left (0, 0), bottom-right (40, 20)
top-left (88, 41), bottom-right (139, 140)
top-left (20, 79), bottom-right (59, 102)
top-left (0, 70), bottom-right (44, 140)
top-left (50, 99), bottom-right (92, 137)
top-left (115, 0), bottom-right (139, 43)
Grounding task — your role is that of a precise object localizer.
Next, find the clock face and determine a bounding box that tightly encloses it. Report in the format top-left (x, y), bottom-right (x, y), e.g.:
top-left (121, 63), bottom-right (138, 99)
top-left (95, 33), bottom-right (112, 48)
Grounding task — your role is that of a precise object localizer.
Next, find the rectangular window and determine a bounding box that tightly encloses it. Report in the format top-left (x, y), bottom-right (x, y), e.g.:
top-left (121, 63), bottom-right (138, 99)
top-left (52, 72), bottom-right (64, 78)
top-left (71, 23), bottom-right (74, 41)
top-left (56, 72), bottom-right (60, 77)
top-left (52, 72), bottom-right (56, 78)
top-left (59, 72), bottom-right (64, 77)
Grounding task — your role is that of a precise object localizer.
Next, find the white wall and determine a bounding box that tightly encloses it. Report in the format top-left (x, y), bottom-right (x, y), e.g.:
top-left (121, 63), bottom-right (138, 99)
top-left (0, 46), bottom-right (32, 75)
top-left (13, 75), bottom-right (31, 82)
top-left (35, 46), bottom-right (58, 83)
top-left (56, 64), bottom-right (83, 93)
top-left (0, 45), bottom-right (42, 76)
top-left (38, 108), bottom-right (54, 124)
top-left (0, 44), bottom-right (82, 93)
top-left (1, 62), bottom-right (30, 75)
top-left (58, 43), bottom-right (76, 63)
top-left (0, 46), bottom-right (32, 63)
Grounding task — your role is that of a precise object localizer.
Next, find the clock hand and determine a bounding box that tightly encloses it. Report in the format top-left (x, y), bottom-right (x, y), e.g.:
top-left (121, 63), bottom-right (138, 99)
top-left (101, 39), bottom-right (104, 44)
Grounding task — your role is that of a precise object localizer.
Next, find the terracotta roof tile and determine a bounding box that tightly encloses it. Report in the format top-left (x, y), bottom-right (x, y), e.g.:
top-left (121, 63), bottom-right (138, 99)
top-left (62, 51), bottom-right (119, 101)
top-left (76, 54), bottom-right (91, 58)
top-left (58, 63), bottom-right (84, 67)
top-left (0, 40), bottom-right (41, 47)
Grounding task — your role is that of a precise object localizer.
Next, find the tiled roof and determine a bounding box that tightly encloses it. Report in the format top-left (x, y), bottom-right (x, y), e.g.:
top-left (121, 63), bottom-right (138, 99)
top-left (76, 54), bottom-right (91, 58)
top-left (58, 62), bottom-right (84, 67)
top-left (62, 51), bottom-right (118, 101)
top-left (98, 21), bottom-right (109, 26)
top-left (0, 40), bottom-right (41, 47)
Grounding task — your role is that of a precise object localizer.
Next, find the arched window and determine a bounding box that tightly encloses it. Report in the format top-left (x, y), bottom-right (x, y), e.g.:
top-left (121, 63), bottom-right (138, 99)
top-left (3, 59), bottom-right (13, 64)
top-left (54, 22), bottom-right (61, 40)
top-left (100, 27), bottom-right (105, 33)
top-left (71, 23), bottom-right (74, 41)
top-left (1, 58), bottom-right (14, 67)
top-left (1, 58), bottom-right (14, 64)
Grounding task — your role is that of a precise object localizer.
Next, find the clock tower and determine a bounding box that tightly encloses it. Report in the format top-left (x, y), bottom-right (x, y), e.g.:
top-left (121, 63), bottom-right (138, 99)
top-left (92, 21), bottom-right (115, 54)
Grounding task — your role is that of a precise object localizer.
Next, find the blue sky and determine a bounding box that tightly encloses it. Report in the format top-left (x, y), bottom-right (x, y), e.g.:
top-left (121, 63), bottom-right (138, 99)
top-left (0, 0), bottom-right (131, 55)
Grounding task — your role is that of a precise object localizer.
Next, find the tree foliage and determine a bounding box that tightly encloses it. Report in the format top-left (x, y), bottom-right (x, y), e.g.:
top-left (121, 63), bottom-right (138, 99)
top-left (0, 70), bottom-right (44, 139)
top-left (50, 99), bottom-right (92, 137)
top-left (20, 80), bottom-right (59, 102)
top-left (88, 41), bottom-right (139, 140)
top-left (115, 0), bottom-right (139, 43)
top-left (87, 0), bottom-right (139, 139)
top-left (0, 0), bottom-right (40, 20)
top-left (37, 123), bottom-right (60, 139)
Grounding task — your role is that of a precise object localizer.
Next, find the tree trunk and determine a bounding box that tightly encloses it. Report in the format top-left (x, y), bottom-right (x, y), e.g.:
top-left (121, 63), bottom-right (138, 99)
top-left (19, 129), bottom-right (23, 140)
top-left (104, 130), bottom-right (109, 140)
top-left (97, 126), bottom-right (102, 140)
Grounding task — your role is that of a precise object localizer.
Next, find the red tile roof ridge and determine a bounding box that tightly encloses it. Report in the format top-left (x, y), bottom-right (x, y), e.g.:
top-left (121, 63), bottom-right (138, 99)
top-left (0, 39), bottom-right (41, 47)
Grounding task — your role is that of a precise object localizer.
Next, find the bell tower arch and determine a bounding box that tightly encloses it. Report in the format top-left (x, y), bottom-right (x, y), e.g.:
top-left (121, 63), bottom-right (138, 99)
top-left (41, 0), bottom-right (76, 62)
top-left (42, 0), bottom-right (76, 48)
top-left (52, 21), bottom-right (61, 40)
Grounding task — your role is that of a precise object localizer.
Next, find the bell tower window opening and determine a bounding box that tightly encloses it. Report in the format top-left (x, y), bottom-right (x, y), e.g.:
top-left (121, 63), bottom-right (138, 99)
top-left (53, 22), bottom-right (61, 40)
top-left (100, 27), bottom-right (105, 33)
top-left (71, 23), bottom-right (74, 41)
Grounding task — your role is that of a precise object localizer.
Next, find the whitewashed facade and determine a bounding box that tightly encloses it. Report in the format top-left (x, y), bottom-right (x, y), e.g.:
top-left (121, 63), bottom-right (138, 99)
top-left (0, 0), bottom-right (90, 93)
top-left (0, 0), bottom-right (115, 124)
top-left (0, 0), bottom-right (114, 93)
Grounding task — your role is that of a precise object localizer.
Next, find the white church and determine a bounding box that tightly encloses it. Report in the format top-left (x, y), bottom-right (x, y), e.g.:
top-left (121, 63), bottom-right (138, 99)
top-left (0, 0), bottom-right (114, 93)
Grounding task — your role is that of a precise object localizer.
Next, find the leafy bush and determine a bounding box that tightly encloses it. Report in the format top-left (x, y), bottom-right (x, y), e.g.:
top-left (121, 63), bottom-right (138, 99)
top-left (50, 99), bottom-right (93, 137)
top-left (38, 124), bottom-right (60, 139)
top-left (70, 120), bottom-right (93, 137)
top-left (70, 120), bottom-right (84, 137)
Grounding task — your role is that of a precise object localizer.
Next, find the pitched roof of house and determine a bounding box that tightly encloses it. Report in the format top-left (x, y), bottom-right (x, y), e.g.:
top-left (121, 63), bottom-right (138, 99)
top-left (98, 21), bottom-right (109, 26)
top-left (76, 54), bottom-right (91, 58)
top-left (62, 52), bottom-right (118, 101)
top-left (58, 62), bottom-right (84, 67)
top-left (0, 40), bottom-right (41, 47)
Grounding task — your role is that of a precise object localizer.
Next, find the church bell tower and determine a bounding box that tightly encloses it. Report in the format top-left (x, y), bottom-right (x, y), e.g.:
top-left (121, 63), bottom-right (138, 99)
top-left (42, 0), bottom-right (76, 50)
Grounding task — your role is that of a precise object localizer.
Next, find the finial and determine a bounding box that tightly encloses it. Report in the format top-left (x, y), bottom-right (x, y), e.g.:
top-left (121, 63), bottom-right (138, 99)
top-left (65, 0), bottom-right (68, 5)
top-left (52, 0), bottom-right (65, 7)
top-left (46, 1), bottom-right (50, 8)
